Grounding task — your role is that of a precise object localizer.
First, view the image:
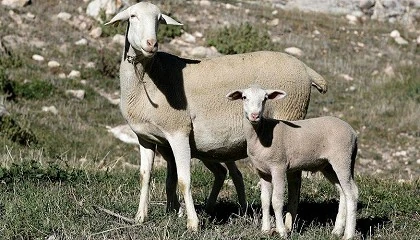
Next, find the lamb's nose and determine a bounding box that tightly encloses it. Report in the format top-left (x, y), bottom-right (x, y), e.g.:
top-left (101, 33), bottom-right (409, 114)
top-left (251, 113), bottom-right (259, 120)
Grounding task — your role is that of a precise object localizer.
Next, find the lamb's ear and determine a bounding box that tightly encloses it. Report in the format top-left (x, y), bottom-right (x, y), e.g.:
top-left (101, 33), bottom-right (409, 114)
top-left (226, 90), bottom-right (243, 101)
top-left (105, 9), bottom-right (130, 25)
top-left (159, 14), bottom-right (183, 25)
top-left (266, 90), bottom-right (287, 100)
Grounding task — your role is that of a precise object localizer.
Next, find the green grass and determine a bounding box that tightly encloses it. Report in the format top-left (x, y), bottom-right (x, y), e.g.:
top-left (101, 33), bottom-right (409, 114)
top-left (0, 0), bottom-right (419, 239)
top-left (0, 162), bottom-right (418, 239)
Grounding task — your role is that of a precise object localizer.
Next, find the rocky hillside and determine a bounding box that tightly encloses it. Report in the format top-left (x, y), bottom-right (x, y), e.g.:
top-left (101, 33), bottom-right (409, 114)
top-left (1, 0), bottom-right (419, 181)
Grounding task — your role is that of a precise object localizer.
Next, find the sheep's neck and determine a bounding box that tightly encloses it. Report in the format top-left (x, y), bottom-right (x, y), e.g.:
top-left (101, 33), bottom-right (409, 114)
top-left (243, 117), bottom-right (275, 149)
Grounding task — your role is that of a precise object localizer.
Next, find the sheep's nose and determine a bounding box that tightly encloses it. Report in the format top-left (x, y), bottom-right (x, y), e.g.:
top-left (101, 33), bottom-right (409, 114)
top-left (147, 39), bottom-right (157, 48)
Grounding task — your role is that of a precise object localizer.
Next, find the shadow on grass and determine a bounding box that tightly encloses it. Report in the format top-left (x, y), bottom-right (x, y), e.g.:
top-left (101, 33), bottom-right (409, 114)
top-left (198, 199), bottom-right (390, 238)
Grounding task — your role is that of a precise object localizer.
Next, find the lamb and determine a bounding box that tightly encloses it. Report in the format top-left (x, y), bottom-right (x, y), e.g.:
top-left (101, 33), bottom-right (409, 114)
top-left (226, 85), bottom-right (358, 239)
top-left (105, 2), bottom-right (328, 231)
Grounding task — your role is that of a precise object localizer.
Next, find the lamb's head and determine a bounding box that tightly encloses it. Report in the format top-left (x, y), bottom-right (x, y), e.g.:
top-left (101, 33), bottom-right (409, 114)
top-left (226, 85), bottom-right (287, 124)
top-left (105, 2), bottom-right (182, 58)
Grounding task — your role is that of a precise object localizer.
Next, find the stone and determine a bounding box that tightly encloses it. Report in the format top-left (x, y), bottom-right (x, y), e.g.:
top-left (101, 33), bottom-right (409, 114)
top-left (199, 0), bottom-right (211, 7)
top-left (417, 36), bottom-right (420, 45)
top-left (339, 74), bottom-right (354, 81)
top-left (181, 32), bottom-right (196, 43)
top-left (57, 12), bottom-right (72, 21)
top-left (42, 106), bottom-right (58, 115)
top-left (112, 34), bottom-right (125, 45)
top-left (65, 89), bottom-right (85, 100)
top-left (394, 36), bottom-right (408, 45)
top-left (9, 10), bottom-right (22, 24)
top-left (390, 30), bottom-right (400, 38)
top-left (68, 70), bottom-right (81, 79)
top-left (359, 0), bottom-right (375, 10)
top-left (75, 38), bottom-right (88, 46)
top-left (47, 60), bottom-right (60, 68)
top-left (106, 124), bottom-right (138, 144)
top-left (284, 47), bottom-right (304, 57)
top-left (267, 18), bottom-right (279, 26)
top-left (89, 27), bottom-right (102, 38)
top-left (346, 14), bottom-right (358, 24)
top-left (86, 0), bottom-right (122, 20)
top-left (1, 0), bottom-right (31, 8)
top-left (32, 54), bottom-right (44, 61)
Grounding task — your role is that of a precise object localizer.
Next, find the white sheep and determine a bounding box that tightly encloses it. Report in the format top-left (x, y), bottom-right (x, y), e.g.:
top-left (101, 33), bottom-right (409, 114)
top-left (226, 85), bottom-right (358, 239)
top-left (105, 2), bottom-right (328, 231)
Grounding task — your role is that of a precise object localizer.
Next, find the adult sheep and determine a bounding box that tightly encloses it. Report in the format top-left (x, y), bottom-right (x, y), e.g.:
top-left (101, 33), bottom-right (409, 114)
top-left (105, 2), bottom-right (327, 231)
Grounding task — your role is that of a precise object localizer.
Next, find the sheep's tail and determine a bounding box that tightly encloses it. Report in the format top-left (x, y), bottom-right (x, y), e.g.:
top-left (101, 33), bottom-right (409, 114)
top-left (305, 65), bottom-right (328, 94)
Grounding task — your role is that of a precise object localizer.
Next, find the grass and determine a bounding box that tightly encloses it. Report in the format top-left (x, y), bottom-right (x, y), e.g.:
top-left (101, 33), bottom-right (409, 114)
top-left (0, 0), bottom-right (419, 239)
top-left (0, 162), bottom-right (418, 239)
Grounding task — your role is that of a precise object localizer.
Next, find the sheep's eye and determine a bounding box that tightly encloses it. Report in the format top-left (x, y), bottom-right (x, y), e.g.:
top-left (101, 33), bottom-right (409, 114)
top-left (242, 96), bottom-right (247, 100)
top-left (130, 15), bottom-right (136, 18)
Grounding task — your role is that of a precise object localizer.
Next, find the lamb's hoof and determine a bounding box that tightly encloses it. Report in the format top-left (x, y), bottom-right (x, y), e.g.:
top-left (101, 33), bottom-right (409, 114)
top-left (134, 214), bottom-right (145, 224)
top-left (274, 228), bottom-right (288, 238)
top-left (332, 227), bottom-right (344, 237)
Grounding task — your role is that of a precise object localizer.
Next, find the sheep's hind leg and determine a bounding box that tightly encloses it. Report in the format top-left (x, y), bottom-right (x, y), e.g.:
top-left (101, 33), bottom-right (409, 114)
top-left (225, 162), bottom-right (247, 213)
top-left (135, 139), bottom-right (156, 223)
top-left (285, 170), bottom-right (302, 232)
top-left (321, 165), bottom-right (346, 237)
top-left (202, 161), bottom-right (227, 213)
top-left (157, 146), bottom-right (181, 215)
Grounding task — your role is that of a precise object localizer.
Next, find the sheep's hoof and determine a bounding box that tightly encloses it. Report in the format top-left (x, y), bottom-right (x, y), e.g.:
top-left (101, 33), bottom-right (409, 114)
top-left (284, 212), bottom-right (293, 232)
top-left (332, 227), bottom-right (345, 237)
top-left (134, 214), bottom-right (145, 224)
top-left (187, 218), bottom-right (199, 232)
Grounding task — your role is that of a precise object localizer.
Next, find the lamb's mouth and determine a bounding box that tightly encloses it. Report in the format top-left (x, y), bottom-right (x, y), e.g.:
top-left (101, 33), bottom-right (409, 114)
top-left (141, 46), bottom-right (158, 57)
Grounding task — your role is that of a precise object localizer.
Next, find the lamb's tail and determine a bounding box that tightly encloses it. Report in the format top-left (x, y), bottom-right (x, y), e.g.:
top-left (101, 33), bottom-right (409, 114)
top-left (305, 65), bottom-right (328, 94)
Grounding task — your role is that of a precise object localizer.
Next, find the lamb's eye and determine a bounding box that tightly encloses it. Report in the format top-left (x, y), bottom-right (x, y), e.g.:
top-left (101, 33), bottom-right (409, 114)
top-left (242, 96), bottom-right (247, 100)
top-left (130, 15), bottom-right (136, 18)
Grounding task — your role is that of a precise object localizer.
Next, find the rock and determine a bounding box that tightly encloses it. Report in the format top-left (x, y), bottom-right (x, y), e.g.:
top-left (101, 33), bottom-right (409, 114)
top-left (384, 65), bottom-right (395, 77)
top-left (106, 124), bottom-right (138, 144)
top-left (47, 60), bottom-right (60, 68)
top-left (42, 106), bottom-right (58, 115)
top-left (394, 36), bottom-right (408, 45)
top-left (390, 30), bottom-right (400, 38)
top-left (359, 0), bottom-right (375, 10)
top-left (284, 47), bottom-right (304, 57)
top-left (188, 46), bottom-right (221, 58)
top-left (393, 151), bottom-right (407, 157)
top-left (89, 27), bottom-right (102, 38)
top-left (339, 74), bottom-right (354, 81)
top-left (57, 12), bottom-right (72, 21)
top-left (417, 36), bottom-right (420, 45)
top-left (199, 0), bottom-right (211, 7)
top-left (85, 62), bottom-right (96, 69)
top-left (1, 0), bottom-right (31, 8)
top-left (32, 54), bottom-right (44, 61)
top-left (112, 34), bottom-right (125, 45)
top-left (65, 89), bottom-right (85, 100)
top-left (346, 14), bottom-right (358, 24)
top-left (181, 32), bottom-right (196, 43)
top-left (68, 70), bottom-right (81, 79)
top-left (267, 18), bottom-right (279, 26)
top-left (9, 10), bottom-right (22, 24)
top-left (75, 38), bottom-right (88, 46)
top-left (86, 0), bottom-right (122, 20)
top-left (416, 159), bottom-right (420, 165)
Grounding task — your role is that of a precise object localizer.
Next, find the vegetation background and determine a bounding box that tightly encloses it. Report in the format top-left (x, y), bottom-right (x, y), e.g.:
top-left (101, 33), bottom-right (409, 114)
top-left (0, 0), bottom-right (419, 239)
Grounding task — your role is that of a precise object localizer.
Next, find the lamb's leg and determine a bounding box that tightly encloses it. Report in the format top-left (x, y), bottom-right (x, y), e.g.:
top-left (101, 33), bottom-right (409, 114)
top-left (166, 132), bottom-right (199, 231)
top-left (322, 166), bottom-right (346, 237)
top-left (260, 177), bottom-right (272, 233)
top-left (342, 179), bottom-right (358, 240)
top-left (285, 170), bottom-right (302, 232)
top-left (202, 161), bottom-right (227, 212)
top-left (225, 162), bottom-right (247, 213)
top-left (157, 146), bottom-right (181, 214)
top-left (271, 169), bottom-right (287, 237)
top-left (135, 139), bottom-right (156, 223)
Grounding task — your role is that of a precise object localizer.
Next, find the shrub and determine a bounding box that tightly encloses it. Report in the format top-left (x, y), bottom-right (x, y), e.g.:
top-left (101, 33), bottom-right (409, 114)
top-left (206, 23), bottom-right (275, 54)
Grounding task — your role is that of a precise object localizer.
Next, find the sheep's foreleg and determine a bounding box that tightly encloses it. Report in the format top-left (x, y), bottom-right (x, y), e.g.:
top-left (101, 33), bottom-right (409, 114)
top-left (167, 132), bottom-right (199, 231)
top-left (260, 178), bottom-right (272, 233)
top-left (272, 169), bottom-right (287, 237)
top-left (135, 140), bottom-right (156, 223)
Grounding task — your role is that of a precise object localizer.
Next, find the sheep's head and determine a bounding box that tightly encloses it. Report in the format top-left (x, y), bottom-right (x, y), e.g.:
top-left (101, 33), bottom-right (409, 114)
top-left (226, 85), bottom-right (286, 124)
top-left (105, 2), bottom-right (182, 58)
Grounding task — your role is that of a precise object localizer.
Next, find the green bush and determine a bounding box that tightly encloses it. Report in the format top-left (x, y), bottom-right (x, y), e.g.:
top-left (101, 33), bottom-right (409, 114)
top-left (15, 79), bottom-right (56, 100)
top-left (206, 23), bottom-right (275, 54)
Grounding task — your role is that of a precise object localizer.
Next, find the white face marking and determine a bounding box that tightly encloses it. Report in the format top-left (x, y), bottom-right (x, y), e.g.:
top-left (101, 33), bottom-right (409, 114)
top-left (242, 87), bottom-right (267, 124)
top-left (126, 3), bottom-right (161, 56)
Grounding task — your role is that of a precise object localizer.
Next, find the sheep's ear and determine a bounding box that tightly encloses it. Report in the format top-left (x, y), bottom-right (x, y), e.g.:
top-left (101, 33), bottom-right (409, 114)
top-left (105, 9), bottom-right (130, 25)
top-left (266, 90), bottom-right (287, 100)
top-left (160, 14), bottom-right (183, 25)
top-left (226, 90), bottom-right (243, 101)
